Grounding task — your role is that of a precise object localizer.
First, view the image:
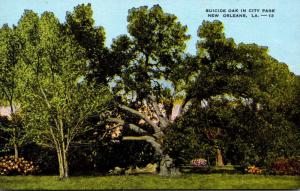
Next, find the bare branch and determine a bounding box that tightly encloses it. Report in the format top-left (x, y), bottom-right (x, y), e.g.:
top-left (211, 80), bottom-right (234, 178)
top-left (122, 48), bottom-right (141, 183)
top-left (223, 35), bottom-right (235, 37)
top-left (67, 107), bottom-right (94, 148)
top-left (180, 97), bottom-right (192, 116)
top-left (39, 87), bottom-right (51, 109)
top-left (106, 117), bottom-right (148, 134)
top-left (118, 104), bottom-right (161, 134)
top-left (123, 135), bottom-right (162, 154)
top-left (148, 95), bottom-right (169, 128)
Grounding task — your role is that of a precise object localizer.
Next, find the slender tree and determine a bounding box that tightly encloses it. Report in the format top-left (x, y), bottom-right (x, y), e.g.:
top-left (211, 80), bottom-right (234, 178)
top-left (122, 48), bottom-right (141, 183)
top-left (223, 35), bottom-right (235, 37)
top-left (16, 10), bottom-right (111, 179)
top-left (0, 24), bottom-right (26, 159)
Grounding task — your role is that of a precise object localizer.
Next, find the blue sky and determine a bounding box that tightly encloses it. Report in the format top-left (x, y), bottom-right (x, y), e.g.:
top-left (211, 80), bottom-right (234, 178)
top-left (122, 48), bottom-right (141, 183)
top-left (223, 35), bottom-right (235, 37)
top-left (0, 0), bottom-right (299, 75)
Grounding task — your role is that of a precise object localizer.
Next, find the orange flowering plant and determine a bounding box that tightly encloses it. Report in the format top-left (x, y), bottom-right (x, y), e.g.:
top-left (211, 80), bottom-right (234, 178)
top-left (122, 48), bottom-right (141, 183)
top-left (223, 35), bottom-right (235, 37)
top-left (246, 165), bottom-right (263, 174)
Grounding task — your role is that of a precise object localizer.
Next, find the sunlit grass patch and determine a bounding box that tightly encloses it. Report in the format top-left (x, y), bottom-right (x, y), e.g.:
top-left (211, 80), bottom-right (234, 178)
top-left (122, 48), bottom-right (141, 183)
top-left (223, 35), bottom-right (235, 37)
top-left (0, 174), bottom-right (299, 189)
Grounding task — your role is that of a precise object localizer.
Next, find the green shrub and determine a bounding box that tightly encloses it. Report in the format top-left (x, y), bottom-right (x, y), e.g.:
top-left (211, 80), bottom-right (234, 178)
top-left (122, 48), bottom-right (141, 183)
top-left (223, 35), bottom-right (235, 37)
top-left (0, 156), bottom-right (39, 175)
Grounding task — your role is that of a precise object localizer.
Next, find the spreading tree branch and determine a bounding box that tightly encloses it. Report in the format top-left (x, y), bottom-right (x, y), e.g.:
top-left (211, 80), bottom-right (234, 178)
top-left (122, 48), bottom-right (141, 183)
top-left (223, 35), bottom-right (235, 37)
top-left (106, 117), bottom-right (148, 134)
top-left (118, 104), bottom-right (161, 134)
top-left (123, 135), bottom-right (162, 154)
top-left (148, 95), bottom-right (169, 128)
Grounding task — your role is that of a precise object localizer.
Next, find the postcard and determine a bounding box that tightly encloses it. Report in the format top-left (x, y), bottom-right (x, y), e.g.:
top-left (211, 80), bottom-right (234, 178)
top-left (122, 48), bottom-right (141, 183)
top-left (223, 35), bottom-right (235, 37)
top-left (0, 0), bottom-right (299, 190)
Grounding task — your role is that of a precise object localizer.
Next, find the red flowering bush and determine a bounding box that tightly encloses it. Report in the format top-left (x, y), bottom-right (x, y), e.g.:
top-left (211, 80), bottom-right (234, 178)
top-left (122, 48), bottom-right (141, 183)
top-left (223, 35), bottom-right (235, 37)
top-left (271, 158), bottom-right (300, 175)
top-left (191, 158), bottom-right (207, 167)
top-left (0, 156), bottom-right (39, 175)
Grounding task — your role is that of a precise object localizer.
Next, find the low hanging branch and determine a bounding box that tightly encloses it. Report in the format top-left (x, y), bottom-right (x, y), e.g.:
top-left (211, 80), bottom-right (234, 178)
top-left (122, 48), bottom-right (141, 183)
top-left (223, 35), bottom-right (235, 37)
top-left (123, 135), bottom-right (162, 154)
top-left (117, 104), bottom-right (161, 135)
top-left (106, 117), bottom-right (148, 134)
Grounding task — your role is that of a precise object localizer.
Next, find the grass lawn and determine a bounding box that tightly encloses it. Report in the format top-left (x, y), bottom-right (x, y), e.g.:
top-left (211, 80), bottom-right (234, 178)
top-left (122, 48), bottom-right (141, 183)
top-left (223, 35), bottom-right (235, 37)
top-left (0, 174), bottom-right (299, 189)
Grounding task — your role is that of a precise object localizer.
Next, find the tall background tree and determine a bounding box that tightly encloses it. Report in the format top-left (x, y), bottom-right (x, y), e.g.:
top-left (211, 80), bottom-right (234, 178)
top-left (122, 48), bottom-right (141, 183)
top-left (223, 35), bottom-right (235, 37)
top-left (65, 3), bottom-right (117, 84)
top-left (165, 20), bottom-right (299, 167)
top-left (0, 23), bottom-right (29, 159)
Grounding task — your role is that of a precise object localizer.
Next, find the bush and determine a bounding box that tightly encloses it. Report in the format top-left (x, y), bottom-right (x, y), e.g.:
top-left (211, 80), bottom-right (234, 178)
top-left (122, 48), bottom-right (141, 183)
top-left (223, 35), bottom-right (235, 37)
top-left (246, 165), bottom-right (263, 174)
top-left (191, 158), bottom-right (207, 167)
top-left (21, 144), bottom-right (57, 175)
top-left (0, 156), bottom-right (39, 175)
top-left (271, 158), bottom-right (300, 175)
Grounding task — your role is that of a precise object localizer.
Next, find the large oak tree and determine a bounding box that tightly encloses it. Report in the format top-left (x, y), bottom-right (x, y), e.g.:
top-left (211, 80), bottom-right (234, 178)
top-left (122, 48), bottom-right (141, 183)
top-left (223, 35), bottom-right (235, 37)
top-left (96, 5), bottom-right (193, 176)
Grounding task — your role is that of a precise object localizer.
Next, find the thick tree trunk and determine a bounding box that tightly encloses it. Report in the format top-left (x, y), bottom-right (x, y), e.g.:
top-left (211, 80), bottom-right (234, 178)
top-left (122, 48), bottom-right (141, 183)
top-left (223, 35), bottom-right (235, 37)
top-left (159, 154), bottom-right (181, 176)
top-left (123, 136), bottom-right (180, 176)
top-left (215, 147), bottom-right (224, 166)
top-left (159, 154), bottom-right (171, 176)
top-left (117, 100), bottom-right (186, 176)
